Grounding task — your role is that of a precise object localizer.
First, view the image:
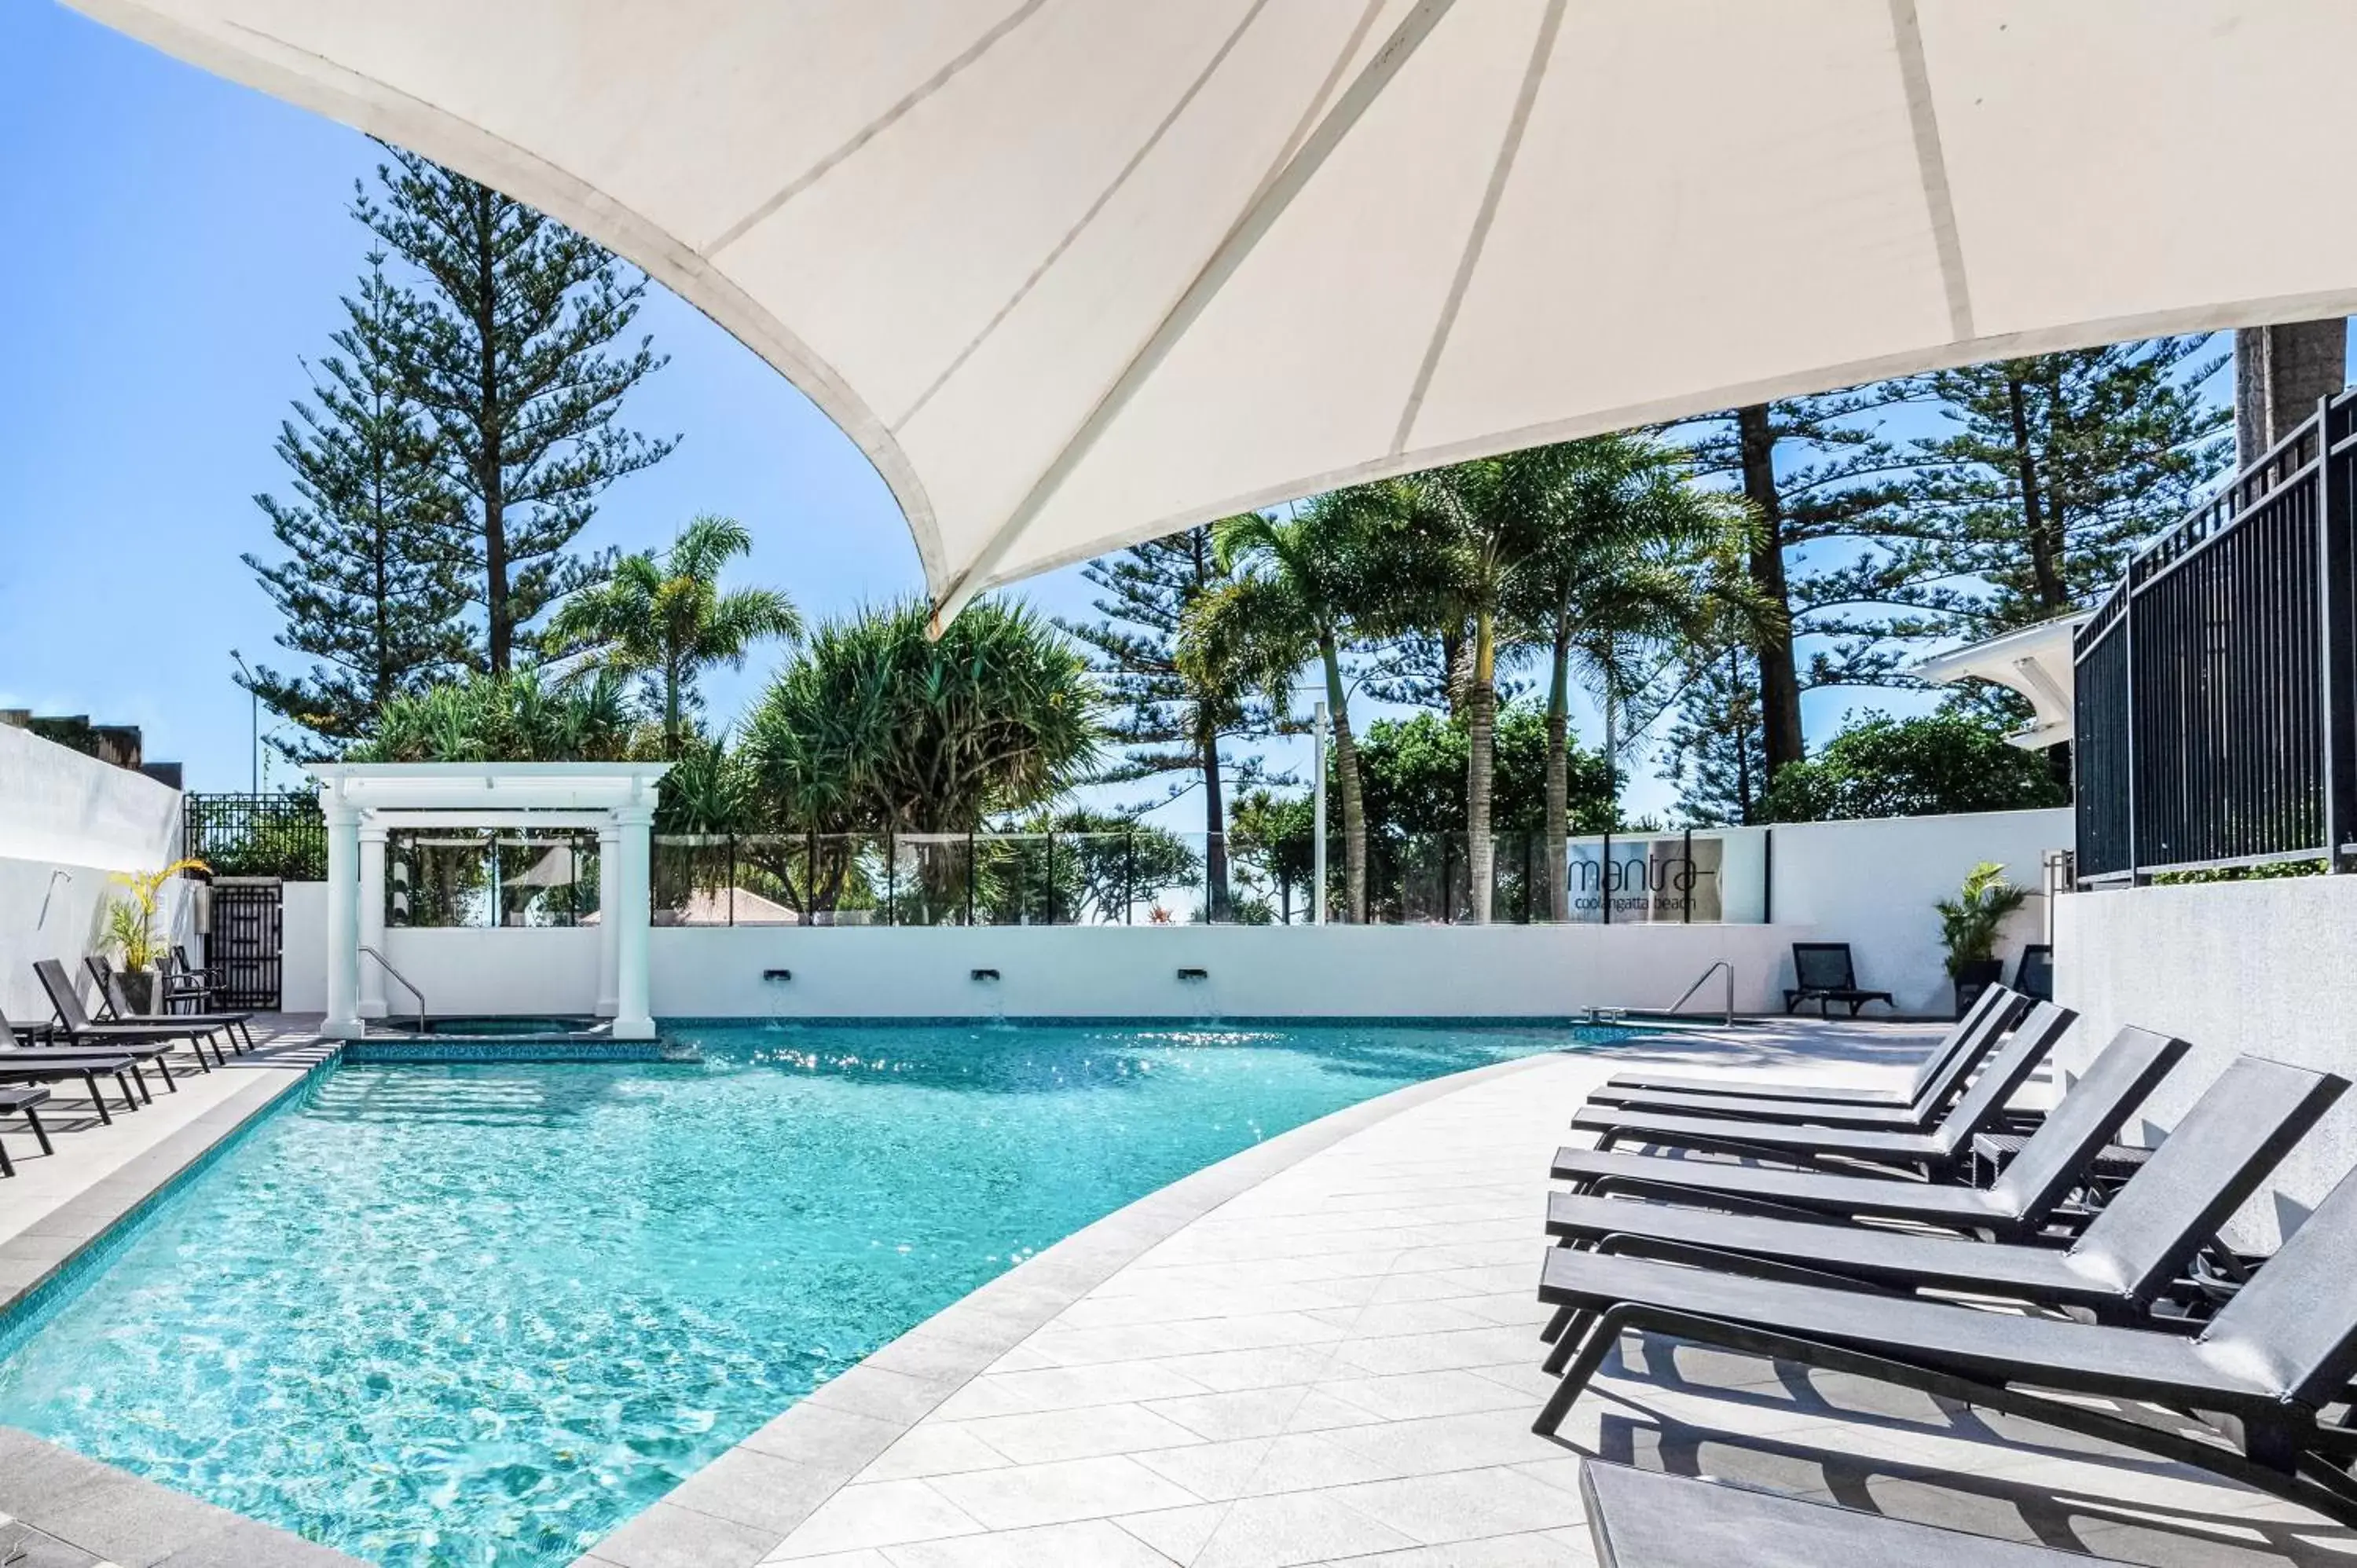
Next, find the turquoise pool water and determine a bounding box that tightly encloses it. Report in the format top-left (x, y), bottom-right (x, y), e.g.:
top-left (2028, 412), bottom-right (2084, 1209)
top-left (0, 1021), bottom-right (1613, 1566)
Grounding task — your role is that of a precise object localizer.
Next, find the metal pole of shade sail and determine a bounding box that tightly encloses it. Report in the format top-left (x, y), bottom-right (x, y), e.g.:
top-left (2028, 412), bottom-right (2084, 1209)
top-left (1313, 702), bottom-right (1329, 926)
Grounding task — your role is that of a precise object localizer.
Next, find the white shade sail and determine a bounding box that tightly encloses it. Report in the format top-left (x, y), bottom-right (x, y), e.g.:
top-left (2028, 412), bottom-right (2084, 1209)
top-left (73, 0), bottom-right (2357, 621)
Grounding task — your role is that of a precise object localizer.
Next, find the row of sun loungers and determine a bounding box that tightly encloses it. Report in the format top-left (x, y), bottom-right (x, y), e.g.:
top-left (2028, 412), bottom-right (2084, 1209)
top-left (0, 957), bottom-right (258, 1175)
top-left (1536, 984), bottom-right (2357, 1551)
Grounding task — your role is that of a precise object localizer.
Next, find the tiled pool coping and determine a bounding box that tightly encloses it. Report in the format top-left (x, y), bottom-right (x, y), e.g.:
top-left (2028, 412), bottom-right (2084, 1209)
top-left (568, 1049), bottom-right (1580, 1568)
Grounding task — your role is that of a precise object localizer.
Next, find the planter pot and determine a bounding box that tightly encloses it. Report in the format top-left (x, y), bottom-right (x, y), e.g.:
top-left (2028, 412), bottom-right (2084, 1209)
top-left (116, 968), bottom-right (158, 1015)
top-left (1952, 958), bottom-right (2005, 1020)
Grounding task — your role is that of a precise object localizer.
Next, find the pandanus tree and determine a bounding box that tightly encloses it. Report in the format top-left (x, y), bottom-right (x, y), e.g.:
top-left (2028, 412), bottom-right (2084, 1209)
top-left (737, 599), bottom-right (1101, 910)
top-left (1501, 437), bottom-right (1768, 918)
top-left (547, 514), bottom-right (801, 757)
top-left (1189, 493), bottom-right (1401, 922)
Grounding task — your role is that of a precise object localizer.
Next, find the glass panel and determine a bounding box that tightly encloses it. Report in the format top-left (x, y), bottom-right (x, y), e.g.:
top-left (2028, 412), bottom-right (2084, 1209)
top-left (389, 828), bottom-right (598, 929)
top-left (389, 830), bottom-right (491, 929)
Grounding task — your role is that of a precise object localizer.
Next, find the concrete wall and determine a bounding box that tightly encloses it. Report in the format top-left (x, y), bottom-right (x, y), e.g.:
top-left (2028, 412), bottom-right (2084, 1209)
top-left (0, 724), bottom-right (187, 1025)
top-left (649, 922), bottom-right (1806, 1020)
top-left (2057, 875), bottom-right (2357, 1249)
top-left (1767, 808), bottom-right (2066, 1016)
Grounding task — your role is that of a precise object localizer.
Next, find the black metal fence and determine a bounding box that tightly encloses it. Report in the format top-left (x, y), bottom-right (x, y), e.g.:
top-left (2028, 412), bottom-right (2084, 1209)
top-left (2073, 388), bottom-right (2357, 882)
top-left (183, 792), bottom-right (327, 881)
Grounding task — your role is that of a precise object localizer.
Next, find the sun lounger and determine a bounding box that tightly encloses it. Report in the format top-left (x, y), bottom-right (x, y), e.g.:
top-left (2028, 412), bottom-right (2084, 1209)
top-left (1783, 943), bottom-right (1895, 1017)
top-left (2014, 943), bottom-right (2054, 1003)
top-left (1589, 986), bottom-right (2025, 1121)
top-left (35, 960), bottom-right (225, 1069)
top-left (1533, 1159), bottom-right (2357, 1526)
top-left (0, 1086), bottom-right (51, 1178)
top-left (0, 1009), bottom-right (173, 1103)
top-left (1542, 1056), bottom-right (2334, 1361)
top-left (1569, 1002), bottom-right (2077, 1177)
top-left (164, 944), bottom-right (228, 1013)
top-left (1551, 1024), bottom-right (2187, 1243)
top-left (1576, 1461), bottom-right (2137, 1568)
top-left (85, 956), bottom-right (254, 1051)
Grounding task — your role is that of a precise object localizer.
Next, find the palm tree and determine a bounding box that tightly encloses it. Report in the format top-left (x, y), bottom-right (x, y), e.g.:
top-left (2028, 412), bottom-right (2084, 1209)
top-left (548, 514), bottom-right (801, 757)
top-left (1191, 493), bottom-right (1395, 921)
top-left (1380, 460), bottom-right (1519, 921)
top-left (1502, 438), bottom-right (1765, 918)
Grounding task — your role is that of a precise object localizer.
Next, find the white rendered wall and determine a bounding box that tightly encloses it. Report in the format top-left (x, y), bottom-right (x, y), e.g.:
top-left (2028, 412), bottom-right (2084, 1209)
top-left (1766, 808), bottom-right (2066, 1016)
top-left (2057, 876), bottom-right (2357, 1249)
top-left (0, 724), bottom-right (188, 1026)
top-left (280, 881), bottom-right (328, 1015)
top-left (273, 806), bottom-right (2070, 1024)
top-left (380, 927), bottom-right (603, 1018)
top-left (650, 923), bottom-right (1807, 1020)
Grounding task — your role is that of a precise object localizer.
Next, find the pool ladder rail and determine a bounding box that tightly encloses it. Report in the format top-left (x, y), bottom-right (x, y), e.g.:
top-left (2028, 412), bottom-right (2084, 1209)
top-left (1665, 960), bottom-right (1736, 1028)
top-left (358, 944), bottom-right (427, 1033)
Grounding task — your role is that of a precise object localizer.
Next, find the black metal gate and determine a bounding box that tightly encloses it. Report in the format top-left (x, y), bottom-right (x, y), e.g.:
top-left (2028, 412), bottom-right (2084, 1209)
top-left (207, 880), bottom-right (283, 1010)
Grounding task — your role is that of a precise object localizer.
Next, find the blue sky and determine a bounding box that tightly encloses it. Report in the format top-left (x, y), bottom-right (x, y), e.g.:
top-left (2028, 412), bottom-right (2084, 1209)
top-left (2, 2), bottom-right (2099, 826)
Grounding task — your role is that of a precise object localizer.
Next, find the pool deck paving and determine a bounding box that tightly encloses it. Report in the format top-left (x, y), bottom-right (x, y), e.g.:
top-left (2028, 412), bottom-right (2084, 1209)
top-left (2, 1013), bottom-right (2352, 1567)
top-left (577, 1017), bottom-right (2357, 1568)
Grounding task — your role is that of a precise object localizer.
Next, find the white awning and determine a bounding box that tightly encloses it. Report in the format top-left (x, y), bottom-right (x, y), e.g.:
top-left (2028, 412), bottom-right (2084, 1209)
top-left (1918, 616), bottom-right (2086, 751)
top-left (75, 1), bottom-right (2357, 621)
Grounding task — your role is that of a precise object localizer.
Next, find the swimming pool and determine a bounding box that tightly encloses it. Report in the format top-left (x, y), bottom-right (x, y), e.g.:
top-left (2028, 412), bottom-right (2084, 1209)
top-left (0, 1020), bottom-right (1618, 1566)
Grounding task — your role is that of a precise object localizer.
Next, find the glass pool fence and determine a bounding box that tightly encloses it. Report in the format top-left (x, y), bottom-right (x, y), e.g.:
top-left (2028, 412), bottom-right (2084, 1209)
top-left (651, 826), bottom-right (1771, 928)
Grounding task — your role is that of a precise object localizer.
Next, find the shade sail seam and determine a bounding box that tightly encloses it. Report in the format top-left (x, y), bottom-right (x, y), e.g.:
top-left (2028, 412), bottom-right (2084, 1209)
top-left (1391, 0), bottom-right (1567, 458)
top-left (926, 0), bottom-right (1464, 626)
top-left (1889, 0), bottom-right (1974, 342)
top-left (704, 0), bottom-right (1050, 258)
top-left (890, 0), bottom-right (1276, 434)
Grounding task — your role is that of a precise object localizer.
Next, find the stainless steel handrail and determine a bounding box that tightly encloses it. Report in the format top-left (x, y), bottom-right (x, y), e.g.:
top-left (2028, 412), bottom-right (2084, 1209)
top-left (1666, 960), bottom-right (1735, 1028)
top-left (357, 944), bottom-right (426, 1032)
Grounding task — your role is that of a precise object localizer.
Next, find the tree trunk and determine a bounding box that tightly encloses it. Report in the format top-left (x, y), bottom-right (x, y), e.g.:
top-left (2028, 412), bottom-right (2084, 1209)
top-left (1735, 405), bottom-right (1805, 781)
top-left (2237, 320), bottom-right (2348, 467)
top-left (1201, 720), bottom-right (1230, 921)
top-left (2005, 372), bottom-right (2066, 613)
top-left (473, 189), bottom-right (511, 673)
top-left (1464, 613), bottom-right (1497, 925)
top-left (664, 659), bottom-right (684, 758)
top-left (1544, 622), bottom-right (1571, 921)
top-left (1729, 643), bottom-right (1758, 825)
top-left (1320, 639), bottom-right (1367, 925)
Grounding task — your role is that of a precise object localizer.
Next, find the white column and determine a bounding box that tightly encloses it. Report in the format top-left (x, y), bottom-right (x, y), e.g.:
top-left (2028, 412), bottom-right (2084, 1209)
top-left (596, 820), bottom-right (622, 1018)
top-left (357, 823), bottom-right (388, 1019)
top-left (613, 805), bottom-right (655, 1039)
top-left (322, 797), bottom-right (362, 1039)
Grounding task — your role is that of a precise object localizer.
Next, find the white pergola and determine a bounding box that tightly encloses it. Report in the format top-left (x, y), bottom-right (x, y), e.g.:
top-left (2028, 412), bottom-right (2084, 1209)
top-left (306, 763), bottom-right (669, 1040)
top-left (68, 2), bottom-right (2357, 620)
top-left (1918, 615), bottom-right (2087, 751)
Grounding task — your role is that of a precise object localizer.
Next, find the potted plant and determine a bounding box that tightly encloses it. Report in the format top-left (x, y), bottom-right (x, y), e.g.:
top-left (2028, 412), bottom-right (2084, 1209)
top-left (101, 858), bottom-right (208, 1013)
top-left (1936, 860), bottom-right (2027, 1019)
